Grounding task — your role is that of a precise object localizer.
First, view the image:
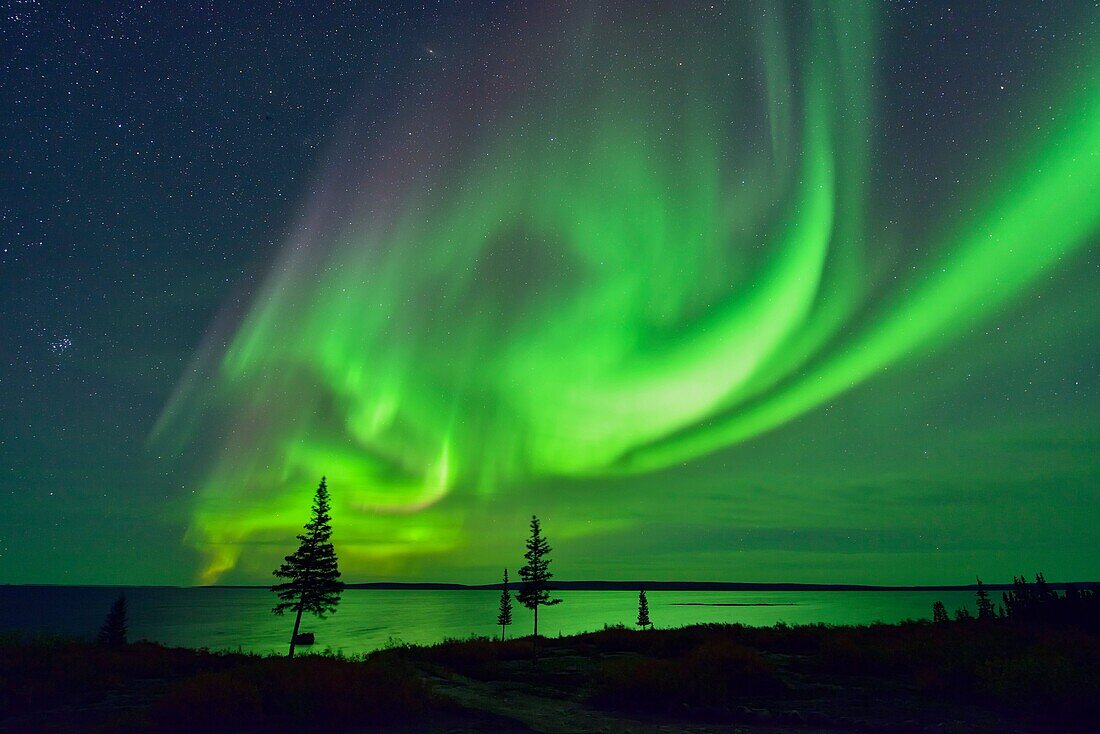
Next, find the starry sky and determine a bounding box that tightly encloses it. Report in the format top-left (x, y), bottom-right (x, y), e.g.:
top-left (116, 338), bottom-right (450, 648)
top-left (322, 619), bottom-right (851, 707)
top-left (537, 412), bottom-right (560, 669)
top-left (2, 1), bottom-right (1097, 586)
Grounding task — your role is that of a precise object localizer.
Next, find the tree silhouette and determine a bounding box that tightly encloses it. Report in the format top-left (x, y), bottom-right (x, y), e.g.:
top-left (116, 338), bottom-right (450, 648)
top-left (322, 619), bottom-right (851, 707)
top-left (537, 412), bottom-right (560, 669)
top-left (636, 588), bottom-right (652, 630)
top-left (975, 577), bottom-right (995, 621)
top-left (998, 571), bottom-right (1099, 627)
top-left (271, 476), bottom-right (344, 658)
top-left (931, 600), bottom-right (948, 624)
top-left (497, 568), bottom-right (513, 641)
top-left (516, 515), bottom-right (561, 641)
top-left (954, 606), bottom-right (972, 622)
top-left (1002, 575), bottom-right (1033, 620)
top-left (1034, 571), bottom-right (1058, 605)
top-left (97, 593), bottom-right (128, 647)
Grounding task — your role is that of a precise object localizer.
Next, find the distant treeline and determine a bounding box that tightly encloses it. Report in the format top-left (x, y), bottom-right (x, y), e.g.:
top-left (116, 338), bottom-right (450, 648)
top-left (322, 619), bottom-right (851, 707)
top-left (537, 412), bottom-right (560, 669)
top-left (934, 573), bottom-right (1100, 628)
top-left (341, 580), bottom-right (1100, 592)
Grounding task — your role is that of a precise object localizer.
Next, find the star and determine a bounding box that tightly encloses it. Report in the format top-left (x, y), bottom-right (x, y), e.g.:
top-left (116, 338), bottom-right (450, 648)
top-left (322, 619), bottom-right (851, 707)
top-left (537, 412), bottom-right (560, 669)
top-left (48, 336), bottom-right (72, 355)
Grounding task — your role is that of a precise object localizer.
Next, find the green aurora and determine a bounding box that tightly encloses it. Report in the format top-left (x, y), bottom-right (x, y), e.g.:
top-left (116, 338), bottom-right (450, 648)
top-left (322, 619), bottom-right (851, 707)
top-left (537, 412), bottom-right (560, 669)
top-left (160, 2), bottom-right (1099, 584)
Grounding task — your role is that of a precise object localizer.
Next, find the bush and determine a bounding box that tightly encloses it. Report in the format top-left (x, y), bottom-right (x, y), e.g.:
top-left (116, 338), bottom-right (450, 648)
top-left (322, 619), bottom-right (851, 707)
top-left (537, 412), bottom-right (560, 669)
top-left (418, 636), bottom-right (501, 678)
top-left (574, 624), bottom-right (648, 654)
top-left (398, 634), bottom-right (537, 680)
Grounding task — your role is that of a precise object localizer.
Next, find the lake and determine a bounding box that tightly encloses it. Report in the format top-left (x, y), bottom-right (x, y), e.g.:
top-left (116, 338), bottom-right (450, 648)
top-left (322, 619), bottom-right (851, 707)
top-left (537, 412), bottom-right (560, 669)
top-left (1, 586), bottom-right (978, 655)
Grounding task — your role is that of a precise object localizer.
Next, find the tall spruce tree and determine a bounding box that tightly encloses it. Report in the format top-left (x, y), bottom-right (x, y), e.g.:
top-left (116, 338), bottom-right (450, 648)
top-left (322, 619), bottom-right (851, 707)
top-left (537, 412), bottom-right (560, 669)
top-left (497, 568), bottom-right (513, 641)
top-left (97, 593), bottom-right (128, 647)
top-left (272, 476), bottom-right (344, 658)
top-left (516, 515), bottom-right (561, 640)
top-left (636, 588), bottom-right (652, 630)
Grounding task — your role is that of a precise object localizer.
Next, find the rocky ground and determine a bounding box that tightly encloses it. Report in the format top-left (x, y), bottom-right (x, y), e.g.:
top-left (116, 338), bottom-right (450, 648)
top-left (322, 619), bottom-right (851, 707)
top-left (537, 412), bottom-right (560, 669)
top-left (404, 634), bottom-right (1028, 734)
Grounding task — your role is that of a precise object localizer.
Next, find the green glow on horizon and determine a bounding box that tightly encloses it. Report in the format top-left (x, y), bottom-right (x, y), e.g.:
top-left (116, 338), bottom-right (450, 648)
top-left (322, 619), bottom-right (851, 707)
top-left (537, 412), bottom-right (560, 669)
top-left (161, 2), bottom-right (1099, 584)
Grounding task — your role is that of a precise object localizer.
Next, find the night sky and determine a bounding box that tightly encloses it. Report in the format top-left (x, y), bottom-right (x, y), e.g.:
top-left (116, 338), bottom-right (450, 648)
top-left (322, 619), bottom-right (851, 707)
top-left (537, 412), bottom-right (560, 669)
top-left (2, 1), bottom-right (1097, 586)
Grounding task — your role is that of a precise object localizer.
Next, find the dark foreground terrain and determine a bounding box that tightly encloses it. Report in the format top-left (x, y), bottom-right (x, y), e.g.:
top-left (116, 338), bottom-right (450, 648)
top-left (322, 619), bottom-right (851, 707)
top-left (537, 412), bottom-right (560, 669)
top-left (2, 620), bottom-right (1097, 733)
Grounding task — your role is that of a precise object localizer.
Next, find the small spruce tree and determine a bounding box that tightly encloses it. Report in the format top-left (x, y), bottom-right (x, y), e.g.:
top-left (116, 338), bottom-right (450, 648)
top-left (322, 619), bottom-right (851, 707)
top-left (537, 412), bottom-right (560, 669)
top-left (517, 515), bottom-right (561, 641)
top-left (97, 593), bottom-right (128, 647)
top-left (932, 600), bottom-right (948, 624)
top-left (272, 476), bottom-right (345, 658)
top-left (1034, 571), bottom-right (1057, 605)
top-left (636, 588), bottom-right (652, 630)
top-left (497, 568), bottom-right (513, 641)
top-left (975, 577), bottom-right (995, 621)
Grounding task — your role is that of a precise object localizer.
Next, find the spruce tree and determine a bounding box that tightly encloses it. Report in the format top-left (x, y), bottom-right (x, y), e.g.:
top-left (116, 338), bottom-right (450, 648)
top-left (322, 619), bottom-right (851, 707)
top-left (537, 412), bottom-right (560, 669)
top-left (975, 577), bottom-right (995, 621)
top-left (1034, 571), bottom-right (1057, 605)
top-left (932, 600), bottom-right (949, 624)
top-left (516, 515), bottom-right (561, 640)
top-left (97, 593), bottom-right (128, 647)
top-left (636, 588), bottom-right (652, 630)
top-left (497, 568), bottom-right (513, 641)
top-left (272, 476), bottom-right (344, 658)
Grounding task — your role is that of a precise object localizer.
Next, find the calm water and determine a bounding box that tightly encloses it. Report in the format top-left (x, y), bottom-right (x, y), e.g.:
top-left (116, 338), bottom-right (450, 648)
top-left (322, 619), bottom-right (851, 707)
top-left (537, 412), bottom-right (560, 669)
top-left (0, 587), bottom-right (977, 655)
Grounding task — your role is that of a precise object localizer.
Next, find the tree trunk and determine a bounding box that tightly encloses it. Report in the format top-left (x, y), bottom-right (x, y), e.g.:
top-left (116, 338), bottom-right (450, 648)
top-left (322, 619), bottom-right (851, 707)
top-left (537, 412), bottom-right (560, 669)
top-left (288, 603), bottom-right (305, 659)
top-left (532, 605), bottom-right (539, 662)
top-left (500, 624), bottom-right (505, 642)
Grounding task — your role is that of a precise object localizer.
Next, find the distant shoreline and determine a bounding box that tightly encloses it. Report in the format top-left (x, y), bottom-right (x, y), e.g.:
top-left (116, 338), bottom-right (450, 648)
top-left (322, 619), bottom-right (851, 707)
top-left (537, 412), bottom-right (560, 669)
top-left (5, 580), bottom-right (1098, 592)
top-left (671, 602), bottom-right (799, 607)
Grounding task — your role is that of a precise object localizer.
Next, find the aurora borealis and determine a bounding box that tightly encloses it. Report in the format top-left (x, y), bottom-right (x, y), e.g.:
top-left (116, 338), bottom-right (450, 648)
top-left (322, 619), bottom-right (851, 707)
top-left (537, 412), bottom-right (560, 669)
top-left (2, 1), bottom-right (1097, 586)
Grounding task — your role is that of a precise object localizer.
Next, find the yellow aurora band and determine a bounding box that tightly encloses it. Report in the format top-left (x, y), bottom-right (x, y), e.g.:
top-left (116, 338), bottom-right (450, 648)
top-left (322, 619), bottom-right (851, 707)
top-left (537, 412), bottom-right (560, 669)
top-left (161, 2), bottom-right (1099, 583)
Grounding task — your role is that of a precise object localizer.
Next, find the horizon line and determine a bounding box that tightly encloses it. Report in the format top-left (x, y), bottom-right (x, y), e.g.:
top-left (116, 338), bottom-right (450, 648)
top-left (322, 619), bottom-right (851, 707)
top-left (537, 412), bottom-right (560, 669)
top-left (5, 579), bottom-right (1099, 592)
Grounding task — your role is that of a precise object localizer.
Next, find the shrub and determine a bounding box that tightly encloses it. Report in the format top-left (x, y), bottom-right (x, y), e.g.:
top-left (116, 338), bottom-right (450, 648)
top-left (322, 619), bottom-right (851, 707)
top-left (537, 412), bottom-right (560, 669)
top-left (416, 636), bottom-right (502, 678)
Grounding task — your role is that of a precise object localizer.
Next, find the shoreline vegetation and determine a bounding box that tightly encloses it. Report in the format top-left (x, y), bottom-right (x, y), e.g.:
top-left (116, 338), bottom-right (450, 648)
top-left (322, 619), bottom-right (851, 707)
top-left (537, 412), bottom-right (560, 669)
top-left (4, 611), bottom-right (1098, 733)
